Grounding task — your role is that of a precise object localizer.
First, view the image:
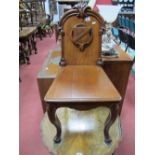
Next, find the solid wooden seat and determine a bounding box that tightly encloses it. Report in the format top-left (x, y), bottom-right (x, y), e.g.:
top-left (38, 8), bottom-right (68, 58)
top-left (45, 65), bottom-right (121, 102)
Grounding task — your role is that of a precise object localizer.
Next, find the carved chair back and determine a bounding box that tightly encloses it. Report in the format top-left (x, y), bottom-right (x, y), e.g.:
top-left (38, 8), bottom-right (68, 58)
top-left (59, 5), bottom-right (105, 66)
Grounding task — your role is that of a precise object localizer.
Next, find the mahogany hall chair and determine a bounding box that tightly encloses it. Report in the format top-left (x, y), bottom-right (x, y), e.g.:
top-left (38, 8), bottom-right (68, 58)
top-left (44, 4), bottom-right (122, 146)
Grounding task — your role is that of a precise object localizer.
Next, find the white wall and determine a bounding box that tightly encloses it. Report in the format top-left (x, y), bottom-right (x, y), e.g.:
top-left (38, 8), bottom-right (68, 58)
top-left (45, 0), bottom-right (50, 15)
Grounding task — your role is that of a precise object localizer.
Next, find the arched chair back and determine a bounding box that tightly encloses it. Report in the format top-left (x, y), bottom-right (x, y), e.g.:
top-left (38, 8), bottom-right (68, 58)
top-left (58, 5), bottom-right (105, 66)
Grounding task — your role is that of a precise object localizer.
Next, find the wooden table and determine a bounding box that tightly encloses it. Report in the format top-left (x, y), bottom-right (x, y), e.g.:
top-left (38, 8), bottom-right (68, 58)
top-left (37, 45), bottom-right (133, 114)
top-left (19, 26), bottom-right (37, 39)
top-left (19, 26), bottom-right (37, 55)
top-left (45, 65), bottom-right (121, 144)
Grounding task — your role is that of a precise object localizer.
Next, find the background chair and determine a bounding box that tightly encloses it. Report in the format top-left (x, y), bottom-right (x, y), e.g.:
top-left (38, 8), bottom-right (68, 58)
top-left (126, 33), bottom-right (135, 52)
top-left (118, 28), bottom-right (128, 50)
top-left (129, 19), bottom-right (135, 35)
top-left (125, 17), bottom-right (130, 32)
top-left (40, 14), bottom-right (54, 37)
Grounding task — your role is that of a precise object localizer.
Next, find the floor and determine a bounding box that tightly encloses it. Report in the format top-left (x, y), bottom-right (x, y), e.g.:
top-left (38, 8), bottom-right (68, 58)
top-left (19, 34), bottom-right (135, 155)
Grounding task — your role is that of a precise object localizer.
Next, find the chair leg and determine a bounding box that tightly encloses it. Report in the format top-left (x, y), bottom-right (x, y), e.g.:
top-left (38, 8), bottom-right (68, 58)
top-left (48, 29), bottom-right (52, 37)
top-left (31, 34), bottom-right (37, 54)
top-left (37, 27), bottom-right (43, 40)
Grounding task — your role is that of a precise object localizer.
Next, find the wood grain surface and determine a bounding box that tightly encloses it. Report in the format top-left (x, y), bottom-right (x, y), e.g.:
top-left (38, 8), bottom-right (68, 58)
top-left (45, 65), bottom-right (121, 102)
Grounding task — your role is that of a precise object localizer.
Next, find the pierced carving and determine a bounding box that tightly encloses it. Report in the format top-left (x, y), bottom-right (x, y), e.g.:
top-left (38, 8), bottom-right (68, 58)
top-left (70, 23), bottom-right (93, 51)
top-left (73, 2), bottom-right (91, 18)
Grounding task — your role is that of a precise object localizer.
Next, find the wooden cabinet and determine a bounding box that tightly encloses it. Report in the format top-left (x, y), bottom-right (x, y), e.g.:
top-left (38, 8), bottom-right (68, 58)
top-left (102, 45), bottom-right (133, 113)
top-left (37, 48), bottom-right (61, 112)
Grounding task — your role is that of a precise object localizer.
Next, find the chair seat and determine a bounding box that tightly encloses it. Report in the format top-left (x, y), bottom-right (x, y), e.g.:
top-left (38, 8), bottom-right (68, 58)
top-left (45, 65), bottom-right (121, 103)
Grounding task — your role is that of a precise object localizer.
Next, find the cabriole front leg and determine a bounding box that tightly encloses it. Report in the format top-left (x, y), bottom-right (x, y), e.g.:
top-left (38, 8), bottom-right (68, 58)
top-left (104, 104), bottom-right (119, 145)
top-left (47, 105), bottom-right (62, 143)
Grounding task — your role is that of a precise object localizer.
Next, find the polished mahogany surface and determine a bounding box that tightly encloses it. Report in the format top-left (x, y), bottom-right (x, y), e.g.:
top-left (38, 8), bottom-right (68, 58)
top-left (45, 65), bottom-right (121, 102)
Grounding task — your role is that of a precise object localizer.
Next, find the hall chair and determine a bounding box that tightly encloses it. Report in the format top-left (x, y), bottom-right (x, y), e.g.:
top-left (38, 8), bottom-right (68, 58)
top-left (44, 4), bottom-right (122, 148)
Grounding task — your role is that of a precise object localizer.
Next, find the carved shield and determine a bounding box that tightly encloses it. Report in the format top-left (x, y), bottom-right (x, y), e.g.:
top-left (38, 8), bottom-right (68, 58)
top-left (70, 23), bottom-right (93, 51)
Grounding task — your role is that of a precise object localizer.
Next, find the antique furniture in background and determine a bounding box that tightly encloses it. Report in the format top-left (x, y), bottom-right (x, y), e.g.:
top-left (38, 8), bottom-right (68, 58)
top-left (49, 0), bottom-right (57, 15)
top-left (19, 26), bottom-right (37, 64)
top-left (19, 0), bottom-right (46, 27)
top-left (19, 0), bottom-right (49, 40)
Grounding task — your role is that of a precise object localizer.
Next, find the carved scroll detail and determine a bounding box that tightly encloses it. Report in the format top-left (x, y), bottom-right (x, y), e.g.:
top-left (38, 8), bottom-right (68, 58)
top-left (73, 3), bottom-right (91, 18)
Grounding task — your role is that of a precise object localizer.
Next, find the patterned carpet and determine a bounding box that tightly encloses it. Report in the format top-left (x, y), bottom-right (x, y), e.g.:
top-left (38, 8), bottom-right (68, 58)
top-left (40, 108), bottom-right (122, 155)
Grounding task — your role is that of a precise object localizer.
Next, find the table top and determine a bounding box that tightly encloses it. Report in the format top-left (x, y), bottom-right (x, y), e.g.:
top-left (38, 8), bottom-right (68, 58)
top-left (19, 26), bottom-right (37, 39)
top-left (45, 65), bottom-right (121, 102)
top-left (102, 45), bottom-right (133, 62)
top-left (37, 48), bottom-right (61, 79)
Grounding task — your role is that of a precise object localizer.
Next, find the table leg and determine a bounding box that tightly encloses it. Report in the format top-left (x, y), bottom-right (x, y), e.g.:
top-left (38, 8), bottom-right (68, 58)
top-left (104, 104), bottom-right (119, 145)
top-left (47, 105), bottom-right (62, 143)
top-left (28, 38), bottom-right (32, 55)
top-left (21, 41), bottom-right (30, 64)
top-left (31, 34), bottom-right (37, 54)
top-left (38, 27), bottom-right (43, 40)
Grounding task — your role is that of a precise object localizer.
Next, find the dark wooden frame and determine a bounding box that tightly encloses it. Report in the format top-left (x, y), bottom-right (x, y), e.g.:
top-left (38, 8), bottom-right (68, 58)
top-left (47, 101), bottom-right (120, 144)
